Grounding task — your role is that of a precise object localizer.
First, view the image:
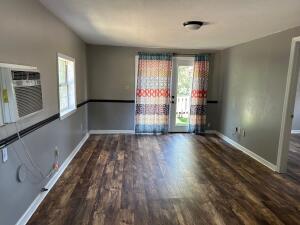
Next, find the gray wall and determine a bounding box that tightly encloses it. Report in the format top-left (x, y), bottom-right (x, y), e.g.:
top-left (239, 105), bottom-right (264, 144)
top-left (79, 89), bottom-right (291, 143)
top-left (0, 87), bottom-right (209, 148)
top-left (0, 106), bottom-right (88, 225)
top-left (292, 77), bottom-right (300, 130)
top-left (87, 45), bottom-right (222, 130)
top-left (218, 26), bottom-right (300, 165)
top-left (0, 0), bottom-right (88, 139)
top-left (0, 0), bottom-right (88, 224)
top-left (89, 102), bottom-right (135, 130)
top-left (2, 1), bottom-right (298, 223)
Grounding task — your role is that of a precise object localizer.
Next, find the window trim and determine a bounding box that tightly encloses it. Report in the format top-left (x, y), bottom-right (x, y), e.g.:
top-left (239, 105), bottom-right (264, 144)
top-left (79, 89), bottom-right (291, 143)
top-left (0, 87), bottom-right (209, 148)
top-left (57, 53), bottom-right (77, 120)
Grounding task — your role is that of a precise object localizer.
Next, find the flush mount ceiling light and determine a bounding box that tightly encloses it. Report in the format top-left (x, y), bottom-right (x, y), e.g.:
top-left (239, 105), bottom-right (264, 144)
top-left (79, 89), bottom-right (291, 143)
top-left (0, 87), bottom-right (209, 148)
top-left (183, 21), bottom-right (204, 30)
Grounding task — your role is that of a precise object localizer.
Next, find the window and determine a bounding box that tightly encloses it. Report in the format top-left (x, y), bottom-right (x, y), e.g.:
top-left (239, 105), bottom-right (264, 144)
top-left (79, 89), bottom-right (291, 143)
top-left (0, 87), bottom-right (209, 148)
top-left (57, 53), bottom-right (76, 119)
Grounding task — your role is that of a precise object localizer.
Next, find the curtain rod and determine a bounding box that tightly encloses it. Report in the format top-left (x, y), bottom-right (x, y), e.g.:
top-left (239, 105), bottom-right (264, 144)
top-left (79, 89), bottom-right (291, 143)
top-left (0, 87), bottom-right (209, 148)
top-left (173, 53), bottom-right (196, 56)
top-left (172, 53), bottom-right (212, 56)
top-left (136, 53), bottom-right (212, 57)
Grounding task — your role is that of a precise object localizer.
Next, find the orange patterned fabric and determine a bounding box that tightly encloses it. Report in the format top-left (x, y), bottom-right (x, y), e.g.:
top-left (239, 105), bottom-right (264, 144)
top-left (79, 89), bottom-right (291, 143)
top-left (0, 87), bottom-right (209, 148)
top-left (136, 89), bottom-right (170, 97)
top-left (135, 53), bottom-right (172, 133)
top-left (189, 55), bottom-right (209, 133)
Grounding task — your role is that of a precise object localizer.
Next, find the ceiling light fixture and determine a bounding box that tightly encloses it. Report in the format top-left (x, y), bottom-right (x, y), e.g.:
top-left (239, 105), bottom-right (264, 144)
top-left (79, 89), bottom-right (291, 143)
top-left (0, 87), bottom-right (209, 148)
top-left (183, 21), bottom-right (204, 30)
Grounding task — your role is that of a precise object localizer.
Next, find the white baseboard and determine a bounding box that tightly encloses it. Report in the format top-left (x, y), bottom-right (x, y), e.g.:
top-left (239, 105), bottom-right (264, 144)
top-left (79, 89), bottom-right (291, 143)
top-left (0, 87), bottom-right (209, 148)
top-left (89, 130), bottom-right (217, 135)
top-left (204, 130), bottom-right (217, 134)
top-left (16, 133), bottom-right (90, 225)
top-left (215, 131), bottom-right (277, 171)
top-left (89, 130), bottom-right (135, 134)
top-left (291, 130), bottom-right (300, 134)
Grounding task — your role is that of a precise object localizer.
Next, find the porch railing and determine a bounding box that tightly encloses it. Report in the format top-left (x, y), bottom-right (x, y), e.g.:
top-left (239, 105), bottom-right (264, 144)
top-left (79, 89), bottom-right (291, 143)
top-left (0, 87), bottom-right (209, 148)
top-left (176, 96), bottom-right (190, 117)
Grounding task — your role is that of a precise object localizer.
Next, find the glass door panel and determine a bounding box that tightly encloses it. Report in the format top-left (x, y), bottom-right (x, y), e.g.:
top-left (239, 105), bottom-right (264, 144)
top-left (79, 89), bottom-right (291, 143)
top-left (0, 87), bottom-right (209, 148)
top-left (169, 57), bottom-right (194, 132)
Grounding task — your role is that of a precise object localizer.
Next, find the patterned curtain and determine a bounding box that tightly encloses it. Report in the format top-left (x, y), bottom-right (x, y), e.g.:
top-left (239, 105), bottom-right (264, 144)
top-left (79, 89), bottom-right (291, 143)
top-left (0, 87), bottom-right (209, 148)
top-left (189, 54), bottom-right (209, 134)
top-left (135, 53), bottom-right (172, 133)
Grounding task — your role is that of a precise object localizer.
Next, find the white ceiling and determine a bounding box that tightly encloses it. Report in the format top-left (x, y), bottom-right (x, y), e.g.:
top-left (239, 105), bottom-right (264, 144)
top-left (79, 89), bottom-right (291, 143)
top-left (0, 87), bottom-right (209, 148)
top-left (40, 0), bottom-right (300, 49)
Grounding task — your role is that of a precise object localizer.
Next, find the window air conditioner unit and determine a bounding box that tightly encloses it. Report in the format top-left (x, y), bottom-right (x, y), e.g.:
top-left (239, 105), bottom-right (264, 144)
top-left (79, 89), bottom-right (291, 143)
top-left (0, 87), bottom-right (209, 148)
top-left (0, 63), bottom-right (43, 123)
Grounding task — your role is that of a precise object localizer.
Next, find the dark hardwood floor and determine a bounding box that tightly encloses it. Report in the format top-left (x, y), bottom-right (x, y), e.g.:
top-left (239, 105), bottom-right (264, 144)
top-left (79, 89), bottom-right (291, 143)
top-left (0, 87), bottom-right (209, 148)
top-left (28, 134), bottom-right (300, 225)
top-left (287, 134), bottom-right (300, 181)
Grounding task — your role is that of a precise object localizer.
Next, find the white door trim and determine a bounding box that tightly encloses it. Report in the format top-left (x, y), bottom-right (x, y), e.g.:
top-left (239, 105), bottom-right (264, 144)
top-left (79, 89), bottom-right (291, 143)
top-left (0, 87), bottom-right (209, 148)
top-left (134, 55), bottom-right (138, 133)
top-left (277, 36), bottom-right (300, 173)
top-left (169, 56), bottom-right (194, 132)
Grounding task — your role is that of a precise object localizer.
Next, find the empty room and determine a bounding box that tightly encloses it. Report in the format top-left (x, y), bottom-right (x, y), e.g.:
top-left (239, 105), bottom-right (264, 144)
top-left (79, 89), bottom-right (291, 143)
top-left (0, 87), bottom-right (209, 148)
top-left (1, 0), bottom-right (300, 224)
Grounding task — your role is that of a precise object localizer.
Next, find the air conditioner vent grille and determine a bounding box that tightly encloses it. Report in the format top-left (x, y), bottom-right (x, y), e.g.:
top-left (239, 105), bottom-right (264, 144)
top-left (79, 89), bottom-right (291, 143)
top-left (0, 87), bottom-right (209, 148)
top-left (28, 72), bottom-right (40, 80)
top-left (12, 71), bottom-right (27, 80)
top-left (12, 71), bottom-right (40, 80)
top-left (14, 86), bottom-right (43, 118)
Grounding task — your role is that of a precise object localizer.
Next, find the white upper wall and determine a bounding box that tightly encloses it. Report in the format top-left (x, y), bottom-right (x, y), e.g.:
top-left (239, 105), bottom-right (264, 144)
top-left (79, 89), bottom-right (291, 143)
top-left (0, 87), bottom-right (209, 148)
top-left (40, 0), bottom-right (300, 49)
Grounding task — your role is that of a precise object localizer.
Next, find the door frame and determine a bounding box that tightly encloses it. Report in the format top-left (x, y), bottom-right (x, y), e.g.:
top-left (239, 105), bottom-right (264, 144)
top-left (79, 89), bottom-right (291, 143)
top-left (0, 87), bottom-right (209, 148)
top-left (169, 56), bottom-right (194, 132)
top-left (277, 36), bottom-right (300, 173)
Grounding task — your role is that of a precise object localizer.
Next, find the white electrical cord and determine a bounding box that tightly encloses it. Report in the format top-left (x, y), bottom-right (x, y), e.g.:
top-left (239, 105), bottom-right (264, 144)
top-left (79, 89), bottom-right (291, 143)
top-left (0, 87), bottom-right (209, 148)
top-left (12, 146), bottom-right (45, 184)
top-left (2, 124), bottom-right (43, 183)
top-left (12, 123), bottom-right (60, 184)
top-left (14, 122), bottom-right (45, 178)
top-left (4, 100), bottom-right (59, 184)
top-left (14, 122), bottom-right (61, 181)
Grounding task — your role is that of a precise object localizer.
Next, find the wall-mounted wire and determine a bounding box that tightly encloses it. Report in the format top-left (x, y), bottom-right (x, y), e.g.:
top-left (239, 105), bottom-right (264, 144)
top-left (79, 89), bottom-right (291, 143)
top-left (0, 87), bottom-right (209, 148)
top-left (2, 121), bottom-right (61, 184)
top-left (2, 125), bottom-right (44, 183)
top-left (14, 122), bottom-right (45, 178)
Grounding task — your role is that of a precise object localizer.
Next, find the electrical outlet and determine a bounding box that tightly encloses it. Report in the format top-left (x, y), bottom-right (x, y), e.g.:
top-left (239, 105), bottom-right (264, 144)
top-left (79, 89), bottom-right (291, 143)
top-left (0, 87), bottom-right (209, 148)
top-left (235, 127), bottom-right (239, 133)
top-left (238, 127), bottom-right (242, 134)
top-left (54, 146), bottom-right (59, 156)
top-left (242, 129), bottom-right (246, 137)
top-left (2, 147), bottom-right (8, 163)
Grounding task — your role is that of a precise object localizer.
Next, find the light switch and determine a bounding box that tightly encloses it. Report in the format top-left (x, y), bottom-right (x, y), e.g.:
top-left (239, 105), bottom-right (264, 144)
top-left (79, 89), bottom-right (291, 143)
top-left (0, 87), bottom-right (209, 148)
top-left (2, 147), bottom-right (8, 163)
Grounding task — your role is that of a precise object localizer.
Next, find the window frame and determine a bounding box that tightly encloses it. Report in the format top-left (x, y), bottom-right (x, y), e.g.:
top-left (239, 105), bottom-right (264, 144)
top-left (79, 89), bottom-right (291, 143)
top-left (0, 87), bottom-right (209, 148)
top-left (57, 53), bottom-right (77, 120)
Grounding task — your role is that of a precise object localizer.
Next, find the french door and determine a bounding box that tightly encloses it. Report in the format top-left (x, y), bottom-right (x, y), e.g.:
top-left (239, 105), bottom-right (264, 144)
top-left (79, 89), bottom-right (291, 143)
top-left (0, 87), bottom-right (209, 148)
top-left (169, 57), bottom-right (194, 132)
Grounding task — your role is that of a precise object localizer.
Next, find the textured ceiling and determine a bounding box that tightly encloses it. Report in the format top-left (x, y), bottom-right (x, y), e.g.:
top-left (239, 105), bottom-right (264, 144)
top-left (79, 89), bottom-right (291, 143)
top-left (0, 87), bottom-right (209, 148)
top-left (40, 0), bottom-right (300, 49)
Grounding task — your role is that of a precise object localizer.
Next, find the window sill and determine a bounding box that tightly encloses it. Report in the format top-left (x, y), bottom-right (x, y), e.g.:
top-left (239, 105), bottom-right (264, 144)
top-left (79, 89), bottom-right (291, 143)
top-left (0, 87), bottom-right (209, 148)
top-left (60, 108), bottom-right (77, 120)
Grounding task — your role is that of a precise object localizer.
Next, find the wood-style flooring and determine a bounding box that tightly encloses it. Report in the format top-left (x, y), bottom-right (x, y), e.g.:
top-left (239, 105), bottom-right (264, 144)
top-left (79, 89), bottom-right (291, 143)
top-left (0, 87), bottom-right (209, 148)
top-left (287, 134), bottom-right (300, 181)
top-left (28, 134), bottom-right (300, 225)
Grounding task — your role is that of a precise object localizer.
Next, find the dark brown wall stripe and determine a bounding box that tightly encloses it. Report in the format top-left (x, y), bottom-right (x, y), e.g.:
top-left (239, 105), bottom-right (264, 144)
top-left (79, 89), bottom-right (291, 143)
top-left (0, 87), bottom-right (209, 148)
top-left (207, 100), bottom-right (218, 103)
top-left (0, 99), bottom-right (218, 147)
top-left (0, 114), bottom-right (59, 148)
top-left (88, 99), bottom-right (135, 103)
top-left (0, 100), bottom-right (89, 148)
top-left (77, 100), bottom-right (89, 108)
